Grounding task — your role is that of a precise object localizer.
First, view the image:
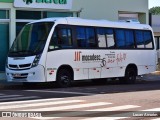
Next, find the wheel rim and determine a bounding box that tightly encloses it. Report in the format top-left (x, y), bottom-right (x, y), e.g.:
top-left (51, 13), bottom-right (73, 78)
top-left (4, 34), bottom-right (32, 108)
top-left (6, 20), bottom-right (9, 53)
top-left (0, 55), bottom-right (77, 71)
top-left (60, 75), bottom-right (70, 85)
top-left (128, 70), bottom-right (136, 83)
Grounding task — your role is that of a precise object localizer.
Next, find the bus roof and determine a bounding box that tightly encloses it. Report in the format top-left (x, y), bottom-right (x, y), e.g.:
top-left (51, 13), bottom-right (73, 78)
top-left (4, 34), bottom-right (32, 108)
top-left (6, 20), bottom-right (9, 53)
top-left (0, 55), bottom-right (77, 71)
top-left (31, 17), bottom-right (152, 30)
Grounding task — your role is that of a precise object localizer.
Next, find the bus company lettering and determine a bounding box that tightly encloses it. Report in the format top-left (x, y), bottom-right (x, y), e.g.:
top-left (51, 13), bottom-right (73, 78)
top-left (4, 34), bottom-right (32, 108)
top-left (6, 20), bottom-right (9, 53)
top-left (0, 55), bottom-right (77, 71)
top-left (74, 51), bottom-right (81, 61)
top-left (116, 53), bottom-right (127, 64)
top-left (106, 52), bottom-right (127, 65)
top-left (82, 54), bottom-right (101, 62)
top-left (74, 51), bottom-right (101, 62)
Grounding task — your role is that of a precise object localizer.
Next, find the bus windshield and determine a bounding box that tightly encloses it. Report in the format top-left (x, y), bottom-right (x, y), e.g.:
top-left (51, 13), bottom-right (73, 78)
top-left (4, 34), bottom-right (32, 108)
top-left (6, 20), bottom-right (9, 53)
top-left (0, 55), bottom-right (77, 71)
top-left (9, 22), bottom-right (54, 57)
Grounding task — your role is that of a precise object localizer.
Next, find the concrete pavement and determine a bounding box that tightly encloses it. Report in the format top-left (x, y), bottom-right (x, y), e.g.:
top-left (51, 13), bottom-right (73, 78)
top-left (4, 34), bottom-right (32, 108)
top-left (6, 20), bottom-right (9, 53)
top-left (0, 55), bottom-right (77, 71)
top-left (140, 71), bottom-right (160, 81)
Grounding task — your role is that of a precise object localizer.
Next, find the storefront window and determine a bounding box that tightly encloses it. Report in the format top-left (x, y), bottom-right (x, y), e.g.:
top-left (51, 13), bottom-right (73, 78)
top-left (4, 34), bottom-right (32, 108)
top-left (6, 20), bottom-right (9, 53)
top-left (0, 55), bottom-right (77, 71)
top-left (16, 10), bottom-right (41, 20)
top-left (0, 10), bottom-right (9, 19)
top-left (45, 12), bottom-right (73, 18)
top-left (16, 10), bottom-right (73, 36)
top-left (0, 10), bottom-right (9, 71)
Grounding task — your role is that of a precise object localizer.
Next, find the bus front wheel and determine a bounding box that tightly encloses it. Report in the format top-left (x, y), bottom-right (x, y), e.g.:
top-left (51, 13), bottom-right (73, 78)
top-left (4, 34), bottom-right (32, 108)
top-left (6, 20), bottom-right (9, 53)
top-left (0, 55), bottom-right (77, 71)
top-left (56, 69), bottom-right (72, 88)
top-left (120, 68), bottom-right (136, 84)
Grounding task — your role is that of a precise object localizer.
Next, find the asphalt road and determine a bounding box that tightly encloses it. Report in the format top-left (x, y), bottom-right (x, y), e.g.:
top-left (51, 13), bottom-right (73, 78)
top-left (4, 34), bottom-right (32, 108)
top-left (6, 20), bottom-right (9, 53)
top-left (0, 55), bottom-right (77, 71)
top-left (0, 76), bottom-right (160, 120)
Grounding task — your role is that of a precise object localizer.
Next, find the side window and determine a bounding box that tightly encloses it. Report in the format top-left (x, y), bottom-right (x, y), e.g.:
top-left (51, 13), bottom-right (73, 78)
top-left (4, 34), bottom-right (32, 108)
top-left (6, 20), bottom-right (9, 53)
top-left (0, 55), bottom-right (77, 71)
top-left (106, 28), bottom-right (115, 48)
top-left (96, 28), bottom-right (107, 48)
top-left (49, 28), bottom-right (58, 49)
top-left (76, 26), bottom-right (97, 48)
top-left (86, 28), bottom-right (96, 47)
top-left (144, 31), bottom-right (153, 48)
top-left (49, 27), bottom-right (72, 50)
top-left (59, 28), bottom-right (72, 47)
top-left (125, 30), bottom-right (135, 48)
top-left (115, 29), bottom-right (125, 48)
top-left (135, 30), bottom-right (145, 48)
top-left (76, 27), bottom-right (86, 48)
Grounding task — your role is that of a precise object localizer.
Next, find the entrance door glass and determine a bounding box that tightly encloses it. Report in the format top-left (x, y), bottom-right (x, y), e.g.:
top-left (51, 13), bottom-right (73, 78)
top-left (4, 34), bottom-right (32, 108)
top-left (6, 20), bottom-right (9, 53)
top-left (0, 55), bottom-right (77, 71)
top-left (0, 23), bottom-right (9, 71)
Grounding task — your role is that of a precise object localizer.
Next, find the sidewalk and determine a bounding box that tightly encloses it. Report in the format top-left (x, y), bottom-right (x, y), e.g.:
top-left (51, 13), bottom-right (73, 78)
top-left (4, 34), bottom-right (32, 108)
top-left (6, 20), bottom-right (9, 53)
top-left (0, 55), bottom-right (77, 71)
top-left (141, 71), bottom-right (160, 81)
top-left (0, 73), bottom-right (21, 88)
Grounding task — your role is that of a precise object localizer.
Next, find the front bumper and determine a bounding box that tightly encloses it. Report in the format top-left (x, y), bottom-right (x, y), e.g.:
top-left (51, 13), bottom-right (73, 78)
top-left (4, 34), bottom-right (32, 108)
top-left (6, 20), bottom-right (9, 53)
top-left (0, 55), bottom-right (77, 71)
top-left (6, 65), bottom-right (46, 82)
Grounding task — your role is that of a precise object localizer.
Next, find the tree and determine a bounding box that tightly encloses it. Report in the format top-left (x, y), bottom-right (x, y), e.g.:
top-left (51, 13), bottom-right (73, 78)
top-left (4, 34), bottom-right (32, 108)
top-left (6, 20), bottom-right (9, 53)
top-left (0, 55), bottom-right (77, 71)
top-left (149, 7), bottom-right (160, 15)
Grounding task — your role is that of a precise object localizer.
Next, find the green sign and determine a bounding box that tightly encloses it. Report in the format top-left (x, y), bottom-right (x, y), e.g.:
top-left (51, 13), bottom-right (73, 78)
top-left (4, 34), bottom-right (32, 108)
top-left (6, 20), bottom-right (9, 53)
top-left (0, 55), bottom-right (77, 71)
top-left (14, 0), bottom-right (72, 10)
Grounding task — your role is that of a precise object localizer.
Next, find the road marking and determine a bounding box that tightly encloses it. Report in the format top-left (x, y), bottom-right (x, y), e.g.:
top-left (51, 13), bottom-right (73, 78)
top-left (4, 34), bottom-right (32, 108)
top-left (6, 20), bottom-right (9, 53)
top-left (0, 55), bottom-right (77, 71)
top-left (25, 90), bottom-right (94, 95)
top-left (56, 105), bottom-right (140, 117)
top-left (0, 98), bottom-right (64, 105)
top-left (152, 118), bottom-right (160, 120)
top-left (33, 105), bottom-right (139, 119)
top-left (87, 105), bottom-right (140, 112)
top-left (0, 100), bottom-right (84, 110)
top-left (0, 96), bottom-right (39, 102)
top-left (142, 108), bottom-right (160, 111)
top-left (0, 95), bottom-right (22, 98)
top-left (22, 102), bottom-right (112, 111)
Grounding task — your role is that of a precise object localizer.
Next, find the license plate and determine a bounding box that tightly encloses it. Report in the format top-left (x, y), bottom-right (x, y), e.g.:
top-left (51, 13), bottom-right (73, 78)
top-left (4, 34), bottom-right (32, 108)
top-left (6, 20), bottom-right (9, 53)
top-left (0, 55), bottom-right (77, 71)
top-left (13, 74), bottom-right (21, 77)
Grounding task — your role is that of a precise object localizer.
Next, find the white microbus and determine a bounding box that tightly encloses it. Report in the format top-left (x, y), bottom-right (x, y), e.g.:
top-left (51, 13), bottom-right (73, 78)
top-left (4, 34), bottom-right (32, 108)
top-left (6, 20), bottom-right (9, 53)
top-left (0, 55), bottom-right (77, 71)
top-left (6, 17), bottom-right (157, 87)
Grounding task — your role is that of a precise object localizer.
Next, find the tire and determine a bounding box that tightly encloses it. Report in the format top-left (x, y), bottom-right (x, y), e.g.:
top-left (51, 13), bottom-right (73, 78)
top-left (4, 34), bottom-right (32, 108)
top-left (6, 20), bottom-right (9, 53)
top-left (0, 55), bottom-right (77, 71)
top-left (56, 69), bottom-right (72, 88)
top-left (119, 68), bottom-right (136, 84)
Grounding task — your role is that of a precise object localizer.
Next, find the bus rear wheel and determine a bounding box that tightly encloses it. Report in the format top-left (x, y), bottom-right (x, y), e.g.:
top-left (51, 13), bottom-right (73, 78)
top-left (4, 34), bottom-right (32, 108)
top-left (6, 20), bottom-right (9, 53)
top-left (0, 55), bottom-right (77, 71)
top-left (56, 69), bottom-right (72, 88)
top-left (120, 68), bottom-right (136, 84)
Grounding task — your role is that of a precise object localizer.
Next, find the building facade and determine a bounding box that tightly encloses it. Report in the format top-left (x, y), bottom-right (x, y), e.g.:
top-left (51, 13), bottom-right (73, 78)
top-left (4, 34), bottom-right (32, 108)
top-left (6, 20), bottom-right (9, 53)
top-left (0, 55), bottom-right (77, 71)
top-left (0, 0), bottom-right (149, 71)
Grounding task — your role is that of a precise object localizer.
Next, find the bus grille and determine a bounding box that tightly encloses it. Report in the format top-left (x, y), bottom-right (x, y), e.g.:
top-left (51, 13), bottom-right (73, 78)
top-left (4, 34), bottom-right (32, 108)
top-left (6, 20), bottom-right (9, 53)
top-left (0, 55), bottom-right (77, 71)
top-left (9, 64), bottom-right (31, 70)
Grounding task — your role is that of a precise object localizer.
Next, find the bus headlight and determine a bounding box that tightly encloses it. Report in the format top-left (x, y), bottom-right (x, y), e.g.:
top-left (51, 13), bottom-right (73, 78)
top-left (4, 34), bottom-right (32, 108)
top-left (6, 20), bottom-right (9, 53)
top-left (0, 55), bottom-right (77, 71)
top-left (32, 54), bottom-right (41, 67)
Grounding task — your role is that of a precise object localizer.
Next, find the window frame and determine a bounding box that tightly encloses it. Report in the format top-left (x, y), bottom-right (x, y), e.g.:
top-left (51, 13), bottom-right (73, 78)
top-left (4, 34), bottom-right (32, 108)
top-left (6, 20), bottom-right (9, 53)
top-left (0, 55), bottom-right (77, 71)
top-left (48, 24), bottom-right (74, 52)
top-left (76, 26), bottom-right (97, 49)
top-left (135, 30), bottom-right (154, 50)
top-left (48, 24), bottom-right (155, 51)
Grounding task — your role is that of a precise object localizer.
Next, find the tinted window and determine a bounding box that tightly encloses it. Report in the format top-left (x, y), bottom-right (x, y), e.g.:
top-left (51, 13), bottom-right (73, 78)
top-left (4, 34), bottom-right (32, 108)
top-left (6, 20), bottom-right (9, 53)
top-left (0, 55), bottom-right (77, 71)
top-left (115, 29), bottom-right (125, 48)
top-left (144, 31), bottom-right (153, 48)
top-left (76, 27), bottom-right (96, 48)
top-left (86, 28), bottom-right (96, 47)
top-left (135, 30), bottom-right (145, 48)
top-left (0, 10), bottom-right (9, 19)
top-left (10, 22), bottom-right (54, 56)
top-left (125, 30), bottom-right (135, 48)
top-left (16, 10), bottom-right (41, 19)
top-left (49, 27), bottom-right (72, 49)
top-left (76, 27), bottom-right (86, 48)
top-left (135, 30), bottom-right (153, 49)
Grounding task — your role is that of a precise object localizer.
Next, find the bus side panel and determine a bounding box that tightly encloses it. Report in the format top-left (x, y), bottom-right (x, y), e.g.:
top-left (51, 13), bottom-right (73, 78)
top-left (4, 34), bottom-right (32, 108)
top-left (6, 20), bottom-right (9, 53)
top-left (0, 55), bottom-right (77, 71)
top-left (45, 49), bottom-right (156, 82)
top-left (136, 50), bottom-right (157, 75)
top-left (46, 50), bottom-right (90, 82)
top-left (74, 68), bottom-right (89, 80)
